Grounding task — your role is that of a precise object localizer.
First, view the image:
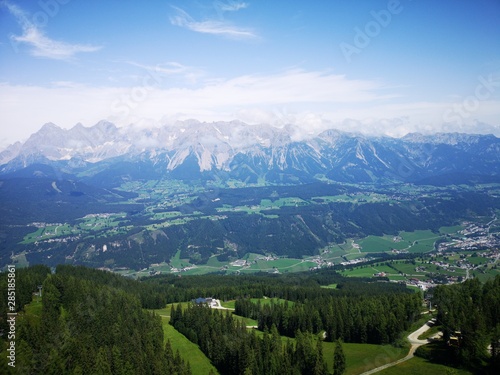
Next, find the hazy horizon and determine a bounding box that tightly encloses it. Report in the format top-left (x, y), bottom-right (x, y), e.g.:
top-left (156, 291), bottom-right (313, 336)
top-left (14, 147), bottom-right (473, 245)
top-left (1, 0), bottom-right (499, 148)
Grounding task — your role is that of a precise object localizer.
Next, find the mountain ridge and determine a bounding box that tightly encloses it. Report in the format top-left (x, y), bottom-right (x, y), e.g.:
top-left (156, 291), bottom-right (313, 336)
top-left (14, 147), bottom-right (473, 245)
top-left (1, 120), bottom-right (499, 184)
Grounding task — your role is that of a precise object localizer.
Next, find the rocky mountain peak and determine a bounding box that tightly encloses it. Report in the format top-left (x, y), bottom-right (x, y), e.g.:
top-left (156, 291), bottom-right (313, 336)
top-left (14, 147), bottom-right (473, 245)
top-left (1, 120), bottom-right (499, 184)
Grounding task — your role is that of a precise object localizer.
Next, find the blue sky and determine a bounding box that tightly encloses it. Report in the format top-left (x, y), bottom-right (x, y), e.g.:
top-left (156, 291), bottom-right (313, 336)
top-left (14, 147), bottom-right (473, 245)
top-left (0, 0), bottom-right (499, 147)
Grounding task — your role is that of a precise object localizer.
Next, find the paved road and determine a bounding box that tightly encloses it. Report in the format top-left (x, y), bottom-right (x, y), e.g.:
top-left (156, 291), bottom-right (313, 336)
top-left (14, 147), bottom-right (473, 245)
top-left (210, 299), bottom-right (233, 310)
top-left (359, 319), bottom-right (434, 375)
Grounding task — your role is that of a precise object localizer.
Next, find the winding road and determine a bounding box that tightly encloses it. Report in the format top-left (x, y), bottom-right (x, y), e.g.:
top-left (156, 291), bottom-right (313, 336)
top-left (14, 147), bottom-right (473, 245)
top-left (359, 319), bottom-right (434, 375)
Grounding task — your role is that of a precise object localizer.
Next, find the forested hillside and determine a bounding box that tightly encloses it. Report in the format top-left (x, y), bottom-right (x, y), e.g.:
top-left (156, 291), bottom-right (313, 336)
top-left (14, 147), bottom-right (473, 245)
top-left (428, 277), bottom-right (500, 372)
top-left (235, 292), bottom-right (420, 344)
top-left (170, 304), bottom-right (332, 375)
top-left (0, 266), bottom-right (191, 374)
top-left (2, 176), bottom-right (498, 271)
top-left (2, 266), bottom-right (498, 374)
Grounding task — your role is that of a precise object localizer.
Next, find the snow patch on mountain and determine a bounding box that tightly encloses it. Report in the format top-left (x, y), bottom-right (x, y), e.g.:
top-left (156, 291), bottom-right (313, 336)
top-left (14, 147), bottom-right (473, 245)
top-left (1, 120), bottom-right (499, 183)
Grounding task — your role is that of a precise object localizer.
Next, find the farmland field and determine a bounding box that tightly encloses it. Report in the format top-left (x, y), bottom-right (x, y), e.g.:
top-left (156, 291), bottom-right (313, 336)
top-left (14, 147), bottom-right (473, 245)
top-left (358, 230), bottom-right (440, 254)
top-left (358, 235), bottom-right (408, 253)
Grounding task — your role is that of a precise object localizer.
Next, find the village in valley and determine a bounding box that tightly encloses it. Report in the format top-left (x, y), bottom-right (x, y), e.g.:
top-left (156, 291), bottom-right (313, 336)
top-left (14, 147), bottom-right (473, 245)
top-left (345, 218), bottom-right (500, 289)
top-left (109, 214), bottom-right (500, 293)
top-left (13, 177), bottom-right (499, 290)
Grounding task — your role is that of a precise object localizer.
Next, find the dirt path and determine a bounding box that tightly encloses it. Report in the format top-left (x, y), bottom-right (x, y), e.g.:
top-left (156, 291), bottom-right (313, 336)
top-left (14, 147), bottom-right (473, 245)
top-left (359, 319), bottom-right (434, 375)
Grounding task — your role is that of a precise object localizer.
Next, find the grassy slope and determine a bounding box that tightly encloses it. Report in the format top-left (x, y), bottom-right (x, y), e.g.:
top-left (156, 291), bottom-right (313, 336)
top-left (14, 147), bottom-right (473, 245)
top-left (378, 356), bottom-right (472, 375)
top-left (146, 300), bottom-right (482, 375)
top-left (160, 315), bottom-right (219, 374)
top-left (153, 303), bottom-right (413, 374)
top-left (338, 343), bottom-right (407, 375)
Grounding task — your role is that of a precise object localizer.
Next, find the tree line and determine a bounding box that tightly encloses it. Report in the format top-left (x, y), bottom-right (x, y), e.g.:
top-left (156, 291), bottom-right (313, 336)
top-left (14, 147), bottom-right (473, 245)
top-left (234, 291), bottom-right (421, 345)
top-left (0, 266), bottom-right (191, 374)
top-left (170, 303), bottom-right (346, 375)
top-left (7, 263), bottom-right (500, 374)
top-left (431, 275), bottom-right (500, 372)
top-left (1, 265), bottom-right (421, 374)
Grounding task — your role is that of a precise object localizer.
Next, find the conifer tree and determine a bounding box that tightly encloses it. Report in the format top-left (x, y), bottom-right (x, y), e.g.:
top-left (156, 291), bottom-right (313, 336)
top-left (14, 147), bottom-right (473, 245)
top-left (333, 339), bottom-right (346, 375)
top-left (314, 339), bottom-right (328, 375)
top-left (94, 347), bottom-right (112, 375)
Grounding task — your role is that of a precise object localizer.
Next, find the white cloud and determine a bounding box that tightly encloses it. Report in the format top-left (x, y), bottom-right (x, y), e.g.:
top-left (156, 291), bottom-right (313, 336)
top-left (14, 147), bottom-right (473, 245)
top-left (215, 1), bottom-right (248, 12)
top-left (101, 69), bottom-right (394, 126)
top-left (2, 1), bottom-right (101, 60)
top-left (124, 61), bottom-right (204, 85)
top-left (1, 69), bottom-right (499, 148)
top-left (169, 5), bottom-right (257, 39)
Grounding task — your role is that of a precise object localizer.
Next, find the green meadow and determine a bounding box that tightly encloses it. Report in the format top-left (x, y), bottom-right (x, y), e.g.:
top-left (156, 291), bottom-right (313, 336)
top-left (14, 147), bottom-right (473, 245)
top-left (155, 304), bottom-right (413, 375)
top-left (160, 315), bottom-right (219, 374)
top-left (378, 356), bottom-right (472, 375)
top-left (357, 230), bottom-right (440, 254)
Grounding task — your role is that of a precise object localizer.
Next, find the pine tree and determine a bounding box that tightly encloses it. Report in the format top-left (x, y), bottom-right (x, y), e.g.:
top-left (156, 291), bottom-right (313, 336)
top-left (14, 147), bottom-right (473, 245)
top-left (94, 347), bottom-right (112, 375)
top-left (111, 345), bottom-right (124, 375)
top-left (313, 339), bottom-right (328, 375)
top-left (15, 339), bottom-right (34, 375)
top-left (333, 339), bottom-right (346, 375)
top-left (44, 348), bottom-right (65, 375)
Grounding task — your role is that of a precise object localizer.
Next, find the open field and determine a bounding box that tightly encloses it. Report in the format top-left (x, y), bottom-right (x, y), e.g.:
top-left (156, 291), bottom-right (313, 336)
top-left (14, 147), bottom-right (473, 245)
top-left (152, 301), bottom-right (413, 374)
top-left (21, 213), bottom-right (128, 244)
top-left (473, 266), bottom-right (500, 282)
top-left (10, 251), bottom-right (29, 267)
top-left (340, 259), bottom-right (470, 282)
top-left (339, 343), bottom-right (407, 375)
top-left (249, 297), bottom-right (295, 307)
top-left (157, 308), bottom-right (411, 375)
top-left (438, 225), bottom-right (464, 234)
top-left (377, 356), bottom-right (472, 375)
top-left (358, 235), bottom-right (408, 253)
top-left (23, 296), bottom-right (42, 318)
top-left (160, 316), bottom-right (219, 374)
top-left (357, 230), bottom-right (440, 254)
top-left (341, 267), bottom-right (383, 278)
top-left (244, 258), bottom-right (317, 273)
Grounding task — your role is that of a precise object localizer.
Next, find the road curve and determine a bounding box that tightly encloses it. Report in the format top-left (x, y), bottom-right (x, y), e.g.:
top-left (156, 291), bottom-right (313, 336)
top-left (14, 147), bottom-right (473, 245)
top-left (359, 319), bottom-right (434, 375)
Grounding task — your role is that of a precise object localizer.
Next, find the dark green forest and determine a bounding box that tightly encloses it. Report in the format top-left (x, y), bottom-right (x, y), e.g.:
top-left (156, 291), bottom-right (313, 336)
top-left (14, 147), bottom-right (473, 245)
top-left (170, 304), bottom-right (333, 375)
top-left (425, 277), bottom-right (500, 373)
top-left (1, 266), bottom-right (499, 374)
top-left (0, 266), bottom-right (191, 375)
top-left (235, 292), bottom-right (420, 344)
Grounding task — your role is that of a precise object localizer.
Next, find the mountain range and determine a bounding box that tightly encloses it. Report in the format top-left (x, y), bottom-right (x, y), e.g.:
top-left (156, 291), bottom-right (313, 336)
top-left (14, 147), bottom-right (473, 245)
top-left (1, 120), bottom-right (500, 269)
top-left (1, 120), bottom-right (500, 185)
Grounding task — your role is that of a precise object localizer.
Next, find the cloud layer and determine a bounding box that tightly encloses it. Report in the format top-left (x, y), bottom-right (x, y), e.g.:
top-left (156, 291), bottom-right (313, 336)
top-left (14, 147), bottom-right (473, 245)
top-left (1, 68), bottom-right (499, 148)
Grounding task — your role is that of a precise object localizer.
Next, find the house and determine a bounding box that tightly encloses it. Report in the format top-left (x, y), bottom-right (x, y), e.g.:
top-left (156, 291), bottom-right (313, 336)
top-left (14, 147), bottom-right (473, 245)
top-left (193, 297), bottom-right (212, 305)
top-left (192, 297), bottom-right (221, 308)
